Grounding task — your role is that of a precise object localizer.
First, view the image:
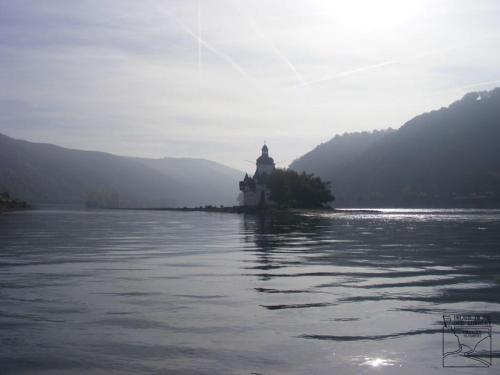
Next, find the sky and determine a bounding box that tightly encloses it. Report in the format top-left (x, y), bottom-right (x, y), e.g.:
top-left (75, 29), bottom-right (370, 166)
top-left (1, 0), bottom-right (500, 171)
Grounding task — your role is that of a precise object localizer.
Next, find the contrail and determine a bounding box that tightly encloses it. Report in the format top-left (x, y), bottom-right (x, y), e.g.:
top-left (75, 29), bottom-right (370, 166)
top-left (233, 2), bottom-right (306, 85)
top-left (296, 44), bottom-right (462, 88)
top-left (197, 0), bottom-right (202, 83)
top-left (183, 23), bottom-right (249, 79)
top-left (297, 59), bottom-right (401, 87)
top-left (267, 38), bottom-right (306, 85)
top-left (153, 1), bottom-right (250, 80)
top-left (296, 38), bottom-right (499, 89)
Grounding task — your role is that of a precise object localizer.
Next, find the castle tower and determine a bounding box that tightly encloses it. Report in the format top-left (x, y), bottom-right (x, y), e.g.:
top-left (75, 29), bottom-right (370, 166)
top-left (254, 144), bottom-right (275, 177)
top-left (238, 144), bottom-right (276, 207)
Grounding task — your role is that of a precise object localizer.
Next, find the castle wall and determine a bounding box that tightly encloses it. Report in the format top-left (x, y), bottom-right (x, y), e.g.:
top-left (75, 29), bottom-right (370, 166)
top-left (241, 185), bottom-right (275, 206)
top-left (239, 144), bottom-right (277, 207)
top-left (255, 164), bottom-right (274, 176)
top-left (243, 190), bottom-right (259, 206)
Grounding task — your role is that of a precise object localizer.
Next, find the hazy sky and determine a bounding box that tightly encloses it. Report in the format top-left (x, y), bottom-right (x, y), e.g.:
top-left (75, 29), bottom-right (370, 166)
top-left (1, 0), bottom-right (500, 171)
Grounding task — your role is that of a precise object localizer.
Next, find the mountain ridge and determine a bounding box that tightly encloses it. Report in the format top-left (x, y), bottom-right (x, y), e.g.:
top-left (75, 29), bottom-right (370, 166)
top-left (0, 133), bottom-right (242, 207)
top-left (290, 88), bottom-right (500, 207)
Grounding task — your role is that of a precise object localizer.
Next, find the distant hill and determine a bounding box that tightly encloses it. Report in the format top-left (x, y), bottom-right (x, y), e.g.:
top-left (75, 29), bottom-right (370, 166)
top-left (133, 157), bottom-right (242, 207)
top-left (0, 133), bottom-right (242, 207)
top-left (290, 88), bottom-right (500, 207)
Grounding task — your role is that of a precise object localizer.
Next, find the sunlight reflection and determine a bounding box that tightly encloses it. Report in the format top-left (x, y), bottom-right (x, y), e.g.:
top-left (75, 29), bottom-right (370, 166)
top-left (361, 357), bottom-right (396, 367)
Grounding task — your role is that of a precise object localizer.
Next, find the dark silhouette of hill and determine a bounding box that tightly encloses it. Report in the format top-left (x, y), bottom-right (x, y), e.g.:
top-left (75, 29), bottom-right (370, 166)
top-left (289, 129), bottom-right (395, 181)
top-left (290, 88), bottom-right (500, 207)
top-left (0, 133), bottom-right (242, 207)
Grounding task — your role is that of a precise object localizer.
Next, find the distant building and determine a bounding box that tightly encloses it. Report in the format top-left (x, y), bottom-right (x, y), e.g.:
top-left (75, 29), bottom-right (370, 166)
top-left (239, 144), bottom-right (276, 206)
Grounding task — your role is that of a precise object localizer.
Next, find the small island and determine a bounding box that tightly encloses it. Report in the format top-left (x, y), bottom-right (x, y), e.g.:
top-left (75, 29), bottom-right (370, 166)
top-left (239, 144), bottom-right (334, 209)
top-left (118, 144), bottom-right (378, 214)
top-left (0, 191), bottom-right (31, 213)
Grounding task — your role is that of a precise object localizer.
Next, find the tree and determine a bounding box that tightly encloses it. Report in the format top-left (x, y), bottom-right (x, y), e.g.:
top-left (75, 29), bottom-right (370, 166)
top-left (260, 168), bottom-right (334, 208)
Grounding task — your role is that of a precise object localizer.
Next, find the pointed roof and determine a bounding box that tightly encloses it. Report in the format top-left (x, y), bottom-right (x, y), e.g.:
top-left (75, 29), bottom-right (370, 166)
top-left (257, 143), bottom-right (274, 165)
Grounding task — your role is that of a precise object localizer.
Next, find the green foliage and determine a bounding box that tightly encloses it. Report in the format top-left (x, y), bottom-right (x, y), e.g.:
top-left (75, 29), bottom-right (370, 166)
top-left (261, 168), bottom-right (334, 208)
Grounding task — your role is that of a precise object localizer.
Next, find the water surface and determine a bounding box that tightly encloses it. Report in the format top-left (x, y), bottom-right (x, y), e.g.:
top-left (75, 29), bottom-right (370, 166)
top-left (0, 208), bottom-right (499, 374)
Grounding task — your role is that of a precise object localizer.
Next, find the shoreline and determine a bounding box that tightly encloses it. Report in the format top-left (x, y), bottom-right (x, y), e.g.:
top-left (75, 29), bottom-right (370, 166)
top-left (0, 206), bottom-right (32, 214)
top-left (111, 206), bottom-right (381, 214)
top-left (0, 201), bottom-right (31, 214)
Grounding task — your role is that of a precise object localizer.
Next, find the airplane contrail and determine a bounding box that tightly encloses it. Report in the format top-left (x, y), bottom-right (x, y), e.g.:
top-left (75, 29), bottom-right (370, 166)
top-left (296, 37), bottom-right (500, 89)
top-left (197, 0), bottom-right (202, 83)
top-left (296, 44), bottom-right (463, 88)
top-left (297, 59), bottom-right (401, 87)
top-left (267, 38), bottom-right (306, 85)
top-left (233, 2), bottom-right (306, 85)
top-left (184, 24), bottom-right (250, 79)
top-left (153, 1), bottom-right (250, 80)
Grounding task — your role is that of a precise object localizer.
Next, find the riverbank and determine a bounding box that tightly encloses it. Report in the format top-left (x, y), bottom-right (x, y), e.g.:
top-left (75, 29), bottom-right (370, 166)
top-left (116, 206), bottom-right (381, 214)
top-left (0, 198), bottom-right (31, 213)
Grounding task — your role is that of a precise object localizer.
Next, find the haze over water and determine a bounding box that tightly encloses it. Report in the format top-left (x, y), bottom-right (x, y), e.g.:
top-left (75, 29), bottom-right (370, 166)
top-left (1, 209), bottom-right (499, 374)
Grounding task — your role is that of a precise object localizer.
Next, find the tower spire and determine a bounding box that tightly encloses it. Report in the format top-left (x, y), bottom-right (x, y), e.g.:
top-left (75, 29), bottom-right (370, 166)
top-left (261, 142), bottom-right (268, 155)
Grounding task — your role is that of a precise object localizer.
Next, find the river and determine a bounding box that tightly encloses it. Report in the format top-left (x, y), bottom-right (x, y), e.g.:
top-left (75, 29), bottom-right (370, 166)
top-left (0, 208), bottom-right (499, 374)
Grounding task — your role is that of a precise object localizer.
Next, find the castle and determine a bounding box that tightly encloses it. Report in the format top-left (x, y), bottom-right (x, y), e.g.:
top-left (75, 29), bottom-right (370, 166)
top-left (239, 144), bottom-right (276, 206)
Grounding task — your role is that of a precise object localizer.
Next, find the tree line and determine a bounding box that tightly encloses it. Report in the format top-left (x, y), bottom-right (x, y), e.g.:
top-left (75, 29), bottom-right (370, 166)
top-left (258, 168), bottom-right (334, 208)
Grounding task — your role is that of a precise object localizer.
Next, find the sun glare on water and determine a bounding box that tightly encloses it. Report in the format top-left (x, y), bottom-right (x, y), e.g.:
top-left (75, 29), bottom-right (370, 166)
top-left (361, 357), bottom-right (397, 367)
